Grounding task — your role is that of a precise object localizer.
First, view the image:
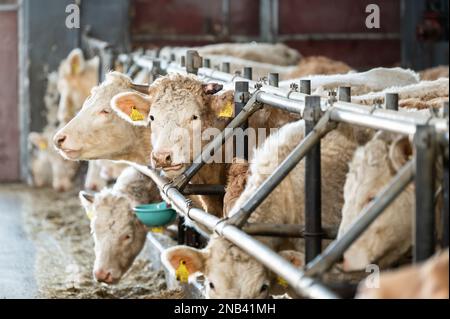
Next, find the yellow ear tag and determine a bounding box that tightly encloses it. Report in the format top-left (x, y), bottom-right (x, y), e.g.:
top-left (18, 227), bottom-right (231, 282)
top-left (218, 101), bottom-right (234, 118)
top-left (175, 259), bottom-right (190, 283)
top-left (277, 276), bottom-right (288, 288)
top-left (150, 227), bottom-right (164, 233)
top-left (38, 141), bottom-right (48, 151)
top-left (71, 61), bottom-right (79, 75)
top-left (86, 210), bottom-right (94, 221)
top-left (130, 106), bottom-right (145, 121)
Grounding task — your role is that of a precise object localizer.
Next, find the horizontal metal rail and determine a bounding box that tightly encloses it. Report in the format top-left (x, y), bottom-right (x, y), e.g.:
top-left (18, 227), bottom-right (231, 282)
top-left (244, 223), bottom-right (337, 239)
top-left (130, 55), bottom-right (448, 136)
top-left (130, 163), bottom-right (339, 299)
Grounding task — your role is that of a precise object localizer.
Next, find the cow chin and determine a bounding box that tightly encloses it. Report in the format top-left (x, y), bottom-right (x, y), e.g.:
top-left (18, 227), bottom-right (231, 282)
top-left (161, 165), bottom-right (187, 179)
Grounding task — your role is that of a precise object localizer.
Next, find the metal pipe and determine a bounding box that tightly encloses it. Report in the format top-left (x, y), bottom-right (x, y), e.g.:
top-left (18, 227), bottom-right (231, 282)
top-left (256, 92), bottom-right (303, 114)
top-left (414, 125), bottom-right (436, 262)
top-left (243, 223), bottom-right (337, 239)
top-left (130, 164), bottom-right (338, 299)
top-left (304, 96), bottom-right (323, 262)
top-left (385, 93), bottom-right (399, 111)
top-left (226, 112), bottom-right (336, 227)
top-left (243, 67), bottom-right (253, 80)
top-left (268, 73), bottom-right (279, 87)
top-left (182, 184), bottom-right (225, 195)
top-left (172, 94), bottom-right (261, 189)
top-left (305, 160), bottom-right (415, 276)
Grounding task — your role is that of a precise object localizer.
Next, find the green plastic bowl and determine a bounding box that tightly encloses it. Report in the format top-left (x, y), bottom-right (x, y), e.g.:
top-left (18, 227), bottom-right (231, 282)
top-left (133, 202), bottom-right (177, 227)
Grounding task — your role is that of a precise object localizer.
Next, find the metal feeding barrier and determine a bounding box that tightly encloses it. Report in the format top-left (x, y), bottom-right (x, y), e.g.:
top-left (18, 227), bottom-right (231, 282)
top-left (118, 49), bottom-right (448, 298)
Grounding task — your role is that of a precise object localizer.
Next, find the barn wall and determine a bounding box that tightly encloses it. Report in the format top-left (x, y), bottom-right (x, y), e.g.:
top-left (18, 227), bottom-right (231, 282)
top-left (0, 7), bottom-right (19, 181)
top-left (130, 0), bottom-right (402, 69)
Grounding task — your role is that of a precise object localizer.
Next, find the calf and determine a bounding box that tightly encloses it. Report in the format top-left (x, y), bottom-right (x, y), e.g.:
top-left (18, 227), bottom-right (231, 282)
top-left (53, 72), bottom-right (151, 164)
top-left (79, 166), bottom-right (161, 284)
top-left (57, 48), bottom-right (99, 124)
top-left (111, 73), bottom-right (299, 218)
top-left (161, 120), bottom-right (359, 298)
top-left (29, 128), bottom-right (79, 192)
top-left (280, 67), bottom-right (420, 96)
top-left (356, 249), bottom-right (449, 299)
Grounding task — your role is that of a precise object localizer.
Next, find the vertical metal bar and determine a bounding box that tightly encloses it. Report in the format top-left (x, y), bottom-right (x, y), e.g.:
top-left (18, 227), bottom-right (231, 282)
top-left (385, 93), bottom-right (399, 111)
top-left (300, 79), bottom-right (311, 95)
top-left (243, 67), bottom-right (253, 80)
top-left (234, 81), bottom-right (250, 160)
top-left (186, 50), bottom-right (200, 75)
top-left (268, 73), bottom-right (279, 87)
top-left (304, 95), bottom-right (323, 263)
top-left (442, 101), bottom-right (449, 248)
top-left (222, 62), bottom-right (230, 73)
top-left (170, 53), bottom-right (176, 62)
top-left (180, 56), bottom-right (186, 67)
top-left (338, 86), bottom-right (351, 103)
top-left (204, 58), bottom-right (211, 68)
top-left (414, 125), bottom-right (437, 262)
top-left (177, 216), bottom-right (186, 245)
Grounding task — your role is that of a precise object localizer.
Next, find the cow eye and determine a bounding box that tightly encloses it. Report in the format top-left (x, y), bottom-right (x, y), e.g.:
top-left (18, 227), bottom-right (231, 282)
top-left (209, 282), bottom-right (215, 290)
top-left (149, 115), bottom-right (155, 121)
top-left (192, 115), bottom-right (198, 120)
top-left (100, 109), bottom-right (110, 115)
top-left (366, 196), bottom-right (376, 204)
top-left (260, 284), bottom-right (269, 293)
top-left (123, 234), bottom-right (131, 241)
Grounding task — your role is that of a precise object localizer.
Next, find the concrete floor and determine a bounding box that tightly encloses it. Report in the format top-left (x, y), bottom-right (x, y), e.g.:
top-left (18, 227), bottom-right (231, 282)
top-left (0, 185), bottom-right (38, 298)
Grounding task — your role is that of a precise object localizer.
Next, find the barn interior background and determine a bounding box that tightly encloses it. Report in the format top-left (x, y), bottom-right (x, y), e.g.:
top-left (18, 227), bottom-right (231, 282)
top-left (0, 0), bottom-right (448, 300)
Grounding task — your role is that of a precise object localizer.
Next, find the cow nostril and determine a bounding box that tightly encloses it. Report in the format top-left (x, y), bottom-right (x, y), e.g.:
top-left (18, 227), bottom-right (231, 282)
top-left (165, 154), bottom-right (171, 162)
top-left (56, 135), bottom-right (66, 146)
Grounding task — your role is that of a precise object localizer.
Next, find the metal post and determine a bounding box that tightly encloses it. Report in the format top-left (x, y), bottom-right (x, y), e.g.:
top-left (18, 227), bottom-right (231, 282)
top-left (414, 125), bottom-right (437, 262)
top-left (180, 56), bottom-right (186, 67)
top-left (204, 58), bottom-right (211, 68)
top-left (300, 79), bottom-right (311, 95)
top-left (268, 73), bottom-right (279, 87)
top-left (338, 86), bottom-right (351, 103)
top-left (243, 67), bottom-right (253, 80)
top-left (306, 160), bottom-right (415, 276)
top-left (186, 50), bottom-right (201, 75)
top-left (443, 102), bottom-right (449, 248)
top-left (222, 62), bottom-right (230, 73)
top-left (150, 60), bottom-right (161, 83)
top-left (304, 96), bottom-right (323, 262)
top-left (385, 93), bottom-right (399, 111)
top-left (170, 53), bottom-right (176, 62)
top-left (234, 81), bottom-right (250, 160)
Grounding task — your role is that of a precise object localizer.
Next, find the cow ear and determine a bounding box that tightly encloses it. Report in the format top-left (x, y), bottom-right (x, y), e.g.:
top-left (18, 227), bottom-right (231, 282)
top-left (389, 136), bottom-right (412, 172)
top-left (202, 83), bottom-right (223, 95)
top-left (161, 245), bottom-right (206, 277)
top-left (279, 250), bottom-right (304, 268)
top-left (67, 48), bottom-right (85, 75)
top-left (111, 92), bottom-right (152, 126)
top-left (79, 190), bottom-right (95, 213)
top-left (210, 90), bottom-right (235, 118)
top-left (28, 132), bottom-right (48, 151)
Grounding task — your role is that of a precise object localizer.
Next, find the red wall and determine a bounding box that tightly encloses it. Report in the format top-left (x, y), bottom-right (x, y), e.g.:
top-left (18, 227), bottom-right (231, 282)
top-left (0, 9), bottom-right (20, 181)
top-left (131, 0), bottom-right (401, 69)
